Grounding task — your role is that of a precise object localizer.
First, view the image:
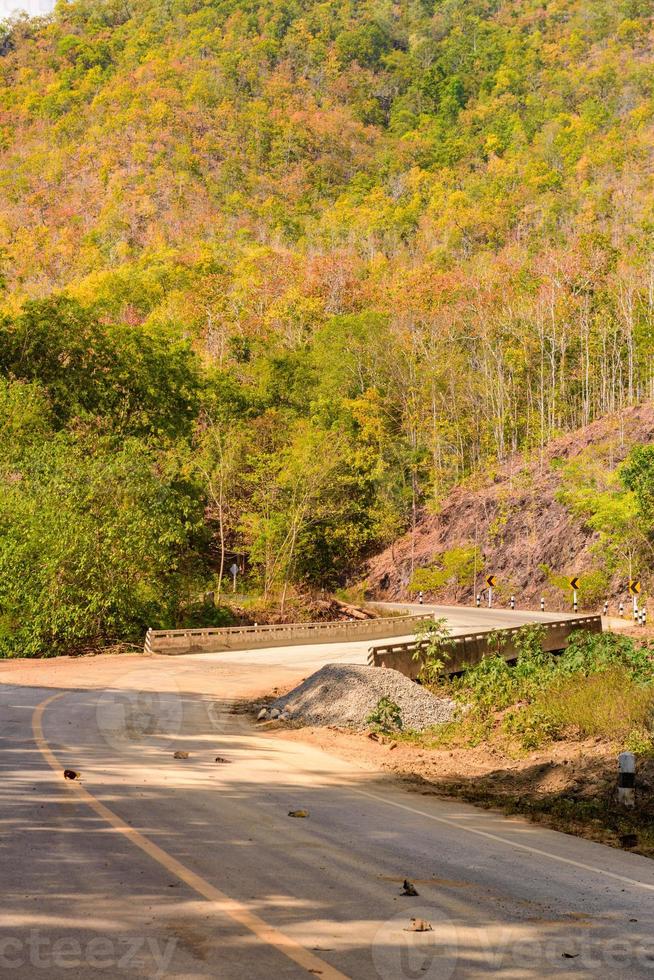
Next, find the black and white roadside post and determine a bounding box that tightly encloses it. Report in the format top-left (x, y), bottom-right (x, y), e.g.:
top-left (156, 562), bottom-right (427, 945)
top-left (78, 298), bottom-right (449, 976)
top-left (510, 595), bottom-right (515, 611)
top-left (486, 575), bottom-right (496, 609)
top-left (540, 596), bottom-right (545, 612)
top-left (629, 579), bottom-right (641, 622)
top-left (619, 601), bottom-right (624, 617)
top-left (643, 607), bottom-right (648, 628)
top-left (418, 590), bottom-right (424, 605)
top-left (230, 562), bottom-right (239, 592)
top-left (569, 576), bottom-right (579, 614)
top-left (476, 594), bottom-right (481, 608)
top-left (603, 601), bottom-right (608, 616)
top-left (618, 752), bottom-right (636, 807)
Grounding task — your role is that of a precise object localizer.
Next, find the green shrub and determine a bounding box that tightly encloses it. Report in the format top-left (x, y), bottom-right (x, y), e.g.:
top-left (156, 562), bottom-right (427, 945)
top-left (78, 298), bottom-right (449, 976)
top-left (451, 654), bottom-right (516, 711)
top-left (558, 630), bottom-right (653, 683)
top-left (366, 696), bottom-right (403, 734)
top-left (625, 728), bottom-right (654, 756)
top-left (502, 707), bottom-right (562, 750)
top-left (444, 628), bottom-right (654, 750)
top-left (413, 618), bottom-right (453, 685)
top-left (409, 546), bottom-right (481, 598)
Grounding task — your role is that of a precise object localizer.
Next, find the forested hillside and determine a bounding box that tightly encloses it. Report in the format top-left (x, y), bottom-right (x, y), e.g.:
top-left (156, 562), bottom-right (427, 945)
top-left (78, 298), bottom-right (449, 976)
top-left (1, 0), bottom-right (654, 653)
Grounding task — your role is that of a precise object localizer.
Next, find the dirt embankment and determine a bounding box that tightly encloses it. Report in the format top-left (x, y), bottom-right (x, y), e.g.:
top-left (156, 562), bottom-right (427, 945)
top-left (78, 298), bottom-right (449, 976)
top-left (366, 403), bottom-right (654, 609)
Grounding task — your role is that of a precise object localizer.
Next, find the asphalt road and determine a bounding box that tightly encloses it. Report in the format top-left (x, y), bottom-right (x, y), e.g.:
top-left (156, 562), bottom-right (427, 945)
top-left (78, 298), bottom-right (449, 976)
top-left (376, 601), bottom-right (584, 630)
top-left (2, 608), bottom-right (653, 979)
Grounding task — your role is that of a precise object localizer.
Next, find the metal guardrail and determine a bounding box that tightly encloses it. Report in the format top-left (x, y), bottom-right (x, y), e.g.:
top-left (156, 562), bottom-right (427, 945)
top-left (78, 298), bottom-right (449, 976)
top-left (144, 613), bottom-right (435, 655)
top-left (368, 615), bottom-right (603, 678)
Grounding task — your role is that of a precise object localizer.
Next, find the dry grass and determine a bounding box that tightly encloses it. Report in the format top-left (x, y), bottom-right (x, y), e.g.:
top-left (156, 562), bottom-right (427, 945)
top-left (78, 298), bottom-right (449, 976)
top-left (541, 668), bottom-right (654, 740)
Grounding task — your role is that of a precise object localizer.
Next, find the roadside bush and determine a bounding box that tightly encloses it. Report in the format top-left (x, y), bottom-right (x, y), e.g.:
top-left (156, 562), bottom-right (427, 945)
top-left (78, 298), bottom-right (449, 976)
top-left (558, 630), bottom-right (653, 682)
top-left (366, 696), bottom-right (403, 734)
top-left (540, 668), bottom-right (654, 740)
top-left (450, 625), bottom-right (554, 711)
top-left (413, 618), bottom-right (453, 684)
top-left (502, 707), bottom-right (562, 750)
top-left (441, 627), bottom-right (654, 750)
top-left (625, 728), bottom-right (654, 756)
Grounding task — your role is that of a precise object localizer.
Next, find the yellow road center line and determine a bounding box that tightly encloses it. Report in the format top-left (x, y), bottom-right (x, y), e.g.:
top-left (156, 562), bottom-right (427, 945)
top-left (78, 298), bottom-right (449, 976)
top-left (33, 693), bottom-right (349, 980)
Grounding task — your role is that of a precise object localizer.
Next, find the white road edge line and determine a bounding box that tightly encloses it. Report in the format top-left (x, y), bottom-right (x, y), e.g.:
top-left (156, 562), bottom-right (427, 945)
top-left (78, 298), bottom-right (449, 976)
top-left (350, 787), bottom-right (654, 892)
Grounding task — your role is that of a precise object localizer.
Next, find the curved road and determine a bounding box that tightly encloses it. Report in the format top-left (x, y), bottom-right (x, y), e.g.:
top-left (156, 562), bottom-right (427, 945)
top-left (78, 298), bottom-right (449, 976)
top-left (1, 609), bottom-right (653, 978)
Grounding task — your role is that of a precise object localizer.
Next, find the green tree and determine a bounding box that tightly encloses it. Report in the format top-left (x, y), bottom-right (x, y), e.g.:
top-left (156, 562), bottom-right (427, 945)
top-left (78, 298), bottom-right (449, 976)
top-left (410, 546), bottom-right (481, 599)
top-left (0, 433), bottom-right (203, 656)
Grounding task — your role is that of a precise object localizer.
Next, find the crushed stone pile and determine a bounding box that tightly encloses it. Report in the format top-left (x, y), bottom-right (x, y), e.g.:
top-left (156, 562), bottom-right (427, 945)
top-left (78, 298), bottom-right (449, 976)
top-left (261, 664), bottom-right (457, 731)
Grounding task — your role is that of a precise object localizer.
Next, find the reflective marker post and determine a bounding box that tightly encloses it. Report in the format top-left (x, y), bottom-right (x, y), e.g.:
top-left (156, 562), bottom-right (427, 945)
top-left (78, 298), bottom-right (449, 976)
top-left (618, 752), bottom-right (636, 807)
top-left (573, 590), bottom-right (578, 614)
top-left (540, 597), bottom-right (545, 612)
top-left (629, 580), bottom-right (641, 621)
top-left (510, 595), bottom-right (515, 611)
top-left (476, 594), bottom-right (481, 608)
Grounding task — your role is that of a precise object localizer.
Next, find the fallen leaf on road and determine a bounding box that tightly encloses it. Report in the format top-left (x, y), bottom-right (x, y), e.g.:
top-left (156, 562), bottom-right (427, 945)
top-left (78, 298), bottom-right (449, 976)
top-left (173, 751), bottom-right (189, 759)
top-left (404, 918), bottom-right (432, 932)
top-left (401, 879), bottom-right (419, 896)
top-left (63, 769), bottom-right (80, 780)
top-left (288, 810), bottom-right (309, 818)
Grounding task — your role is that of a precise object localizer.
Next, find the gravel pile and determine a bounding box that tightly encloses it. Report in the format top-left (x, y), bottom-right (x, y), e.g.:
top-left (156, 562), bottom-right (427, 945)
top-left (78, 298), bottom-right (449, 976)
top-left (261, 664), bottom-right (457, 730)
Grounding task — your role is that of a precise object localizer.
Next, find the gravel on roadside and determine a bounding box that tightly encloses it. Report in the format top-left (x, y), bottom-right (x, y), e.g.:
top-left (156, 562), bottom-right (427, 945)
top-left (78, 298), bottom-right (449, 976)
top-left (258, 663), bottom-right (456, 730)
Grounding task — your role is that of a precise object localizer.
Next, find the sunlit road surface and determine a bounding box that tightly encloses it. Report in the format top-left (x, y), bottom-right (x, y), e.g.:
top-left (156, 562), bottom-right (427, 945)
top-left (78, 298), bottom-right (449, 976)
top-left (1, 606), bottom-right (652, 979)
top-left (377, 601), bottom-right (585, 629)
